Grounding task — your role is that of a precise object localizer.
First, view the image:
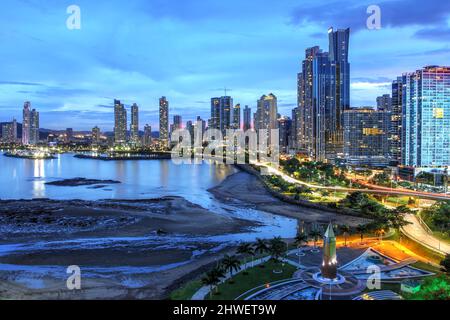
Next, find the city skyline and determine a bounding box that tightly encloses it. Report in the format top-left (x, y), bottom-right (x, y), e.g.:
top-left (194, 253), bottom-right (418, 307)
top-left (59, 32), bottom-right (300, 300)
top-left (0, 0), bottom-right (449, 130)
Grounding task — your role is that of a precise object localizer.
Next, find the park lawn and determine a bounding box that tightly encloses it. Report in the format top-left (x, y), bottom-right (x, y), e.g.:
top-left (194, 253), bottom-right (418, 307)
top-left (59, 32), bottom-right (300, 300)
top-left (207, 260), bottom-right (297, 301)
top-left (170, 279), bottom-right (203, 300)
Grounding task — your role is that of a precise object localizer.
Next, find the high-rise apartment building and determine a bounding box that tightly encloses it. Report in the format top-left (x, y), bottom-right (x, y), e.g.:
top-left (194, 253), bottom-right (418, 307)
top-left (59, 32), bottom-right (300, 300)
top-left (2, 119), bottom-right (17, 143)
top-left (130, 103), bottom-right (139, 144)
top-left (376, 94), bottom-right (392, 111)
top-left (30, 108), bottom-right (39, 145)
top-left (159, 97), bottom-right (169, 148)
top-left (114, 99), bottom-right (127, 145)
top-left (243, 105), bottom-right (252, 131)
top-left (278, 116), bottom-right (292, 154)
top-left (390, 78), bottom-right (404, 164)
top-left (22, 101), bottom-right (31, 145)
top-left (401, 66), bottom-right (450, 168)
top-left (232, 104), bottom-right (241, 129)
top-left (92, 126), bottom-right (101, 145)
top-left (143, 124), bottom-right (152, 147)
top-left (343, 108), bottom-right (391, 167)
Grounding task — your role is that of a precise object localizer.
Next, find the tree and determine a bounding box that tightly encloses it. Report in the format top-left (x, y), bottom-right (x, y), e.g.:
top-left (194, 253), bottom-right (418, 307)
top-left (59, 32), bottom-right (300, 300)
top-left (441, 254), bottom-right (450, 274)
top-left (236, 243), bottom-right (254, 272)
top-left (221, 255), bottom-right (241, 281)
top-left (254, 238), bottom-right (269, 268)
top-left (294, 232), bottom-right (308, 248)
top-left (356, 224), bottom-right (367, 244)
top-left (294, 232), bottom-right (308, 266)
top-left (202, 267), bottom-right (224, 298)
top-left (268, 237), bottom-right (286, 263)
top-left (309, 230), bottom-right (322, 249)
top-left (339, 225), bottom-right (351, 246)
top-left (407, 275), bottom-right (450, 300)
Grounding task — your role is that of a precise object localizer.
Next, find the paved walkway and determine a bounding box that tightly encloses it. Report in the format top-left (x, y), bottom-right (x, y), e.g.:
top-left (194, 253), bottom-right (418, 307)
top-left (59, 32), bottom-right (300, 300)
top-left (402, 214), bottom-right (450, 255)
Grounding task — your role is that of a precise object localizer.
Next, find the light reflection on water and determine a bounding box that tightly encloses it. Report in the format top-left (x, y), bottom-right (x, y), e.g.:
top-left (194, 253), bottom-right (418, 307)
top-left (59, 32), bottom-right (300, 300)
top-left (0, 153), bottom-right (298, 286)
top-left (0, 153), bottom-right (297, 239)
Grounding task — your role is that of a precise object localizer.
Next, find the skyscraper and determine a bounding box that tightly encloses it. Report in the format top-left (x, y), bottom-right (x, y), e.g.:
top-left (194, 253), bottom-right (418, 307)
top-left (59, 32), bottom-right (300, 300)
top-left (255, 94), bottom-right (278, 131)
top-left (114, 99), bottom-right (127, 145)
top-left (172, 115), bottom-right (182, 132)
top-left (2, 119), bottom-right (17, 144)
top-left (92, 126), bottom-right (101, 145)
top-left (65, 128), bottom-right (74, 143)
top-left (220, 96), bottom-right (232, 133)
top-left (243, 105), bottom-right (252, 131)
top-left (343, 108), bottom-right (391, 167)
top-left (210, 96), bottom-right (233, 134)
top-left (159, 97), bottom-right (169, 148)
top-left (130, 103), bottom-right (139, 145)
top-left (376, 94), bottom-right (392, 111)
top-left (22, 101), bottom-right (31, 145)
top-left (278, 116), bottom-right (292, 154)
top-left (232, 104), bottom-right (241, 129)
top-left (210, 98), bottom-right (220, 130)
top-left (143, 124), bottom-right (152, 147)
top-left (401, 66), bottom-right (450, 168)
top-left (390, 77), bottom-right (404, 164)
top-left (328, 27), bottom-right (350, 159)
top-left (297, 28), bottom-right (351, 161)
top-left (30, 108), bottom-right (39, 145)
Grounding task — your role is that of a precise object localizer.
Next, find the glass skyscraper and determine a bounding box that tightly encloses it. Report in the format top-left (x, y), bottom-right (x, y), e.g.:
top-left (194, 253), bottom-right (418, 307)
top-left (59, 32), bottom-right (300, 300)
top-left (401, 66), bottom-right (450, 168)
top-left (297, 28), bottom-right (350, 162)
top-left (114, 99), bottom-right (127, 146)
top-left (159, 97), bottom-right (169, 148)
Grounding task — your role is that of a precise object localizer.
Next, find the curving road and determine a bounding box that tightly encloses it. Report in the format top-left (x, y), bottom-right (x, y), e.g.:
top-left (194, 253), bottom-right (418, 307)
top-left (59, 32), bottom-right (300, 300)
top-left (257, 163), bottom-right (450, 201)
top-left (402, 214), bottom-right (450, 255)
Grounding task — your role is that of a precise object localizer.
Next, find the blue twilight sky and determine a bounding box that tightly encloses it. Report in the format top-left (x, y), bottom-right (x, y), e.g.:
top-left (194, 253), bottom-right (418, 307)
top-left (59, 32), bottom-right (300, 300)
top-left (0, 0), bottom-right (449, 131)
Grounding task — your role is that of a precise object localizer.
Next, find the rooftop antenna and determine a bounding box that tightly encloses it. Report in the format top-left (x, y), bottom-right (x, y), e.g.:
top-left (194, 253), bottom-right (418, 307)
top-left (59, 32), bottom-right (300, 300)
top-left (224, 87), bottom-right (232, 97)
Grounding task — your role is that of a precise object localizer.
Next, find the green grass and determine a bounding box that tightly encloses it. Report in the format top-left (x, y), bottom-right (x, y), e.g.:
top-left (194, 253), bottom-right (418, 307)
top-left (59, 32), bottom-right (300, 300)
top-left (170, 279), bottom-right (203, 300)
top-left (207, 260), bottom-right (297, 300)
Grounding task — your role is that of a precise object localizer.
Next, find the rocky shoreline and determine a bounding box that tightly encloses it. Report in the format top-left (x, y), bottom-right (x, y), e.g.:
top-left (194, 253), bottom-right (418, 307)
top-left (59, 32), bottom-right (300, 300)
top-left (45, 178), bottom-right (121, 187)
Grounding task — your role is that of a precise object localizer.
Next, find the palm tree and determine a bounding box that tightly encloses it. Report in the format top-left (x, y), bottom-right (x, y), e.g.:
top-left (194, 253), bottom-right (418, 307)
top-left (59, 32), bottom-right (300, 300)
top-left (202, 267), bottom-right (223, 298)
top-left (356, 224), bottom-right (366, 244)
top-left (236, 243), bottom-right (254, 272)
top-left (221, 255), bottom-right (241, 282)
top-left (339, 225), bottom-right (351, 247)
top-left (294, 232), bottom-right (308, 266)
top-left (309, 230), bottom-right (322, 249)
top-left (268, 237), bottom-right (286, 263)
top-left (254, 238), bottom-right (269, 268)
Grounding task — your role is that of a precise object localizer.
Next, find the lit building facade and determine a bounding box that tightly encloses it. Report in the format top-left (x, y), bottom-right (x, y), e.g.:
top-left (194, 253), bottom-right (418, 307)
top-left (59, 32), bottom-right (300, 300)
top-left (130, 103), bottom-right (139, 145)
top-left (402, 66), bottom-right (450, 168)
top-left (232, 104), bottom-right (241, 130)
top-left (22, 101), bottom-right (31, 145)
top-left (114, 99), bottom-right (127, 145)
top-left (344, 108), bottom-right (391, 167)
top-left (296, 28), bottom-right (351, 162)
top-left (159, 97), bottom-right (169, 148)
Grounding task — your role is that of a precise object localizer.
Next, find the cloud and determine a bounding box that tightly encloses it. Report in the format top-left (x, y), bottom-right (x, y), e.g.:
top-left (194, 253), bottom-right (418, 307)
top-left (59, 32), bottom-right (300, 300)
top-left (414, 26), bottom-right (450, 41)
top-left (290, 0), bottom-right (450, 34)
top-left (0, 81), bottom-right (44, 86)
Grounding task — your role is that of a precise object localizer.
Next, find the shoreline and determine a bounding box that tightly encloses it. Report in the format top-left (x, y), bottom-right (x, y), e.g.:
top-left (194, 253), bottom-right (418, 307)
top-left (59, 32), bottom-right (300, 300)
top-left (0, 166), bottom-right (369, 300)
top-left (209, 166), bottom-right (370, 227)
